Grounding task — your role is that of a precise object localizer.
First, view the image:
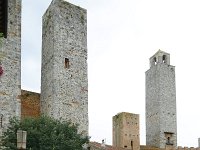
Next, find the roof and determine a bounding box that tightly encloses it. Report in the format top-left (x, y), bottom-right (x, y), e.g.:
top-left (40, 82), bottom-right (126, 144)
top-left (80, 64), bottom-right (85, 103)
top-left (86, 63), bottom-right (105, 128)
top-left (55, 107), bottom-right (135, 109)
top-left (89, 142), bottom-right (131, 150)
top-left (89, 142), bottom-right (160, 150)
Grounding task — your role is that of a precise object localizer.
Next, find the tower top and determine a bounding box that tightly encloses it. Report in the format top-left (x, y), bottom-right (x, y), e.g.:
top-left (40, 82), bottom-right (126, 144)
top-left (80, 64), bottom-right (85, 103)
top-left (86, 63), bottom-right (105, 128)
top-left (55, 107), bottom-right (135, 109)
top-left (149, 50), bottom-right (170, 67)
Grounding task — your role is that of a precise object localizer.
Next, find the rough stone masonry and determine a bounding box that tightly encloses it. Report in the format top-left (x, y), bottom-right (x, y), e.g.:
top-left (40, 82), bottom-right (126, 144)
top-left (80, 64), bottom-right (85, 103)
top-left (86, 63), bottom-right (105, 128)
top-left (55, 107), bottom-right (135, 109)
top-left (0, 0), bottom-right (21, 136)
top-left (145, 50), bottom-right (177, 148)
top-left (40, 0), bottom-right (88, 136)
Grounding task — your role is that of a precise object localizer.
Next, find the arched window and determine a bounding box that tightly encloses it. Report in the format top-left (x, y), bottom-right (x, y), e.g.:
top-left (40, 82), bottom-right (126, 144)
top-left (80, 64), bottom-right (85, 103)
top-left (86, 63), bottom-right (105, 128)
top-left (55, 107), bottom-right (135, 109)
top-left (154, 57), bottom-right (157, 65)
top-left (162, 55), bottom-right (167, 63)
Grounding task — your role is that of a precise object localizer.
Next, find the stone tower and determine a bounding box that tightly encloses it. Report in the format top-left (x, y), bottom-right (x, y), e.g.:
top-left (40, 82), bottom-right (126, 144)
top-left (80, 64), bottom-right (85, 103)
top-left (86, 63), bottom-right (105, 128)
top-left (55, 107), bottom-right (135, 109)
top-left (0, 0), bottom-right (21, 135)
top-left (113, 112), bottom-right (140, 150)
top-left (41, 0), bottom-right (88, 135)
top-left (145, 50), bottom-right (177, 148)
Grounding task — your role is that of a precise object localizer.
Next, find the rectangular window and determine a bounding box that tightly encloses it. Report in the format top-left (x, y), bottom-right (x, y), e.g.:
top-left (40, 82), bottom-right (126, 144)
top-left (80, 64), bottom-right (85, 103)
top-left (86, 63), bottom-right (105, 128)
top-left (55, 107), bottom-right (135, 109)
top-left (164, 132), bottom-right (174, 145)
top-left (65, 58), bottom-right (69, 69)
top-left (0, 0), bottom-right (8, 38)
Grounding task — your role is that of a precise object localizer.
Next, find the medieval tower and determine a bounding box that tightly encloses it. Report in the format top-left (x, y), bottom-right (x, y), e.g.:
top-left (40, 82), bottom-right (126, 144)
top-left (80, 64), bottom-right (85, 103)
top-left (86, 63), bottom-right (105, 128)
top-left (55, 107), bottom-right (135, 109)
top-left (145, 50), bottom-right (177, 148)
top-left (40, 0), bottom-right (88, 135)
top-left (113, 112), bottom-right (140, 150)
top-left (0, 0), bottom-right (21, 134)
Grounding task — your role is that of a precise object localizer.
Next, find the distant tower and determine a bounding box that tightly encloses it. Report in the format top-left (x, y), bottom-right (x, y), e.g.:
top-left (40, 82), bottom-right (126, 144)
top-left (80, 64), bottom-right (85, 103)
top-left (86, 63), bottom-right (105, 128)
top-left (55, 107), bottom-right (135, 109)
top-left (0, 0), bottom-right (21, 134)
top-left (113, 112), bottom-right (140, 150)
top-left (198, 138), bottom-right (200, 148)
top-left (145, 50), bottom-right (177, 148)
top-left (41, 0), bottom-right (88, 135)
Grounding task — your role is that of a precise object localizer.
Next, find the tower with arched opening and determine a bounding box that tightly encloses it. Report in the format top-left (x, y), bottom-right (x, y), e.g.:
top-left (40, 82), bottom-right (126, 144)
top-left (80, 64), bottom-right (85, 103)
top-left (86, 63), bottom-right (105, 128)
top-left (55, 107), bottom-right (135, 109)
top-left (146, 50), bottom-right (177, 148)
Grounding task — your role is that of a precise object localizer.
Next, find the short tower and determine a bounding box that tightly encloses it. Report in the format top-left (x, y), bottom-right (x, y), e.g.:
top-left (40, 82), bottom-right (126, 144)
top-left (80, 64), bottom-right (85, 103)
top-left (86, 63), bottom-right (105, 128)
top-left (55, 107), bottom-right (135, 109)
top-left (41, 0), bottom-right (88, 135)
top-left (113, 112), bottom-right (140, 150)
top-left (0, 0), bottom-right (21, 134)
top-left (145, 50), bottom-right (177, 148)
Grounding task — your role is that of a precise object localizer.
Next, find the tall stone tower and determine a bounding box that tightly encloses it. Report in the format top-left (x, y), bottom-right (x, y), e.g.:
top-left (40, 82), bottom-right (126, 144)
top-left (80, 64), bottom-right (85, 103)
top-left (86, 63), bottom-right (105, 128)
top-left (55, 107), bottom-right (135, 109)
top-left (0, 0), bottom-right (21, 135)
top-left (41, 0), bottom-right (88, 135)
top-left (113, 112), bottom-right (140, 150)
top-left (145, 50), bottom-right (177, 148)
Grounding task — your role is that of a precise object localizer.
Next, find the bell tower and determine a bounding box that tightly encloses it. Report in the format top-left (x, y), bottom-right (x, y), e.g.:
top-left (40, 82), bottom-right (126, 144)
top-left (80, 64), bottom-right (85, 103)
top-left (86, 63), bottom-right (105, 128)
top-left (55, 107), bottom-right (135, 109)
top-left (145, 50), bottom-right (177, 148)
top-left (0, 0), bottom-right (21, 134)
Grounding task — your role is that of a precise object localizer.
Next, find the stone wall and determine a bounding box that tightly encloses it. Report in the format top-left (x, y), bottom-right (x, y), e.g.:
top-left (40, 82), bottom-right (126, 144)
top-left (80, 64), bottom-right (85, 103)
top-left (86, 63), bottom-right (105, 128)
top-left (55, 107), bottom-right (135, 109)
top-left (0, 0), bottom-right (21, 134)
top-left (146, 51), bottom-right (177, 148)
top-left (89, 143), bottom-right (200, 150)
top-left (113, 112), bottom-right (140, 150)
top-left (21, 90), bottom-right (40, 119)
top-left (41, 0), bottom-right (88, 136)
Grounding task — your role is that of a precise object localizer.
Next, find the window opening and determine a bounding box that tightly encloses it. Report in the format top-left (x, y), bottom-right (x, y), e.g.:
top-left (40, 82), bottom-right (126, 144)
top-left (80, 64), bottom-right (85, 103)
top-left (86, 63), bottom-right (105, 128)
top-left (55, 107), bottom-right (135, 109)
top-left (162, 55), bottom-right (167, 63)
top-left (154, 57), bottom-right (157, 65)
top-left (65, 58), bottom-right (69, 69)
top-left (0, 0), bottom-right (8, 38)
top-left (165, 132), bottom-right (174, 145)
top-left (0, 114), bottom-right (3, 128)
top-left (131, 140), bottom-right (133, 150)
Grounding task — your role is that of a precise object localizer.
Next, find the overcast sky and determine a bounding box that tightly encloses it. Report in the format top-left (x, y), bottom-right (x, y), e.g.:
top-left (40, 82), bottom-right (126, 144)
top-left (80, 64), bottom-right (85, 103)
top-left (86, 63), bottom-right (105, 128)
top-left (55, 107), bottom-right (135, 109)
top-left (22, 0), bottom-right (200, 147)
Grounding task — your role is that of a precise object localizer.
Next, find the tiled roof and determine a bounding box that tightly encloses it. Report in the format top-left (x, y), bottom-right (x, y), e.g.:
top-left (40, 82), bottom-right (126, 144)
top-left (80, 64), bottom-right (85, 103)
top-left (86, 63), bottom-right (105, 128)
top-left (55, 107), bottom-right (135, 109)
top-left (89, 142), bottom-right (131, 150)
top-left (89, 142), bottom-right (160, 150)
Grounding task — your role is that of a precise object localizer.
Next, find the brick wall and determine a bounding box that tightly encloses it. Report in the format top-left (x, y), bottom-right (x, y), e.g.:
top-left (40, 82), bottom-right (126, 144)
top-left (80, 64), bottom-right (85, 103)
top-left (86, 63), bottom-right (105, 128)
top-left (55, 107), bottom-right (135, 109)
top-left (21, 90), bottom-right (40, 119)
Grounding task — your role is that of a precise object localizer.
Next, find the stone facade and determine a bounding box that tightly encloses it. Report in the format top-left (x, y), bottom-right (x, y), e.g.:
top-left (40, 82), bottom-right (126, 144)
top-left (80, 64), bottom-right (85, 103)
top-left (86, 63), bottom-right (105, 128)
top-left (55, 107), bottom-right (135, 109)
top-left (0, 1), bottom-right (198, 149)
top-left (90, 142), bottom-right (200, 150)
top-left (145, 50), bottom-right (177, 148)
top-left (0, 0), bottom-right (21, 135)
top-left (113, 112), bottom-right (140, 150)
top-left (21, 90), bottom-right (40, 119)
top-left (40, 0), bottom-right (88, 135)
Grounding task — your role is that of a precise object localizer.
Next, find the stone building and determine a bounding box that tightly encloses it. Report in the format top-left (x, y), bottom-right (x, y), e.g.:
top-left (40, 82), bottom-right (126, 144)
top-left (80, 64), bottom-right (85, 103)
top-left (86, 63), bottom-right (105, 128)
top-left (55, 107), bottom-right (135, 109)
top-left (145, 50), bottom-right (177, 148)
top-left (0, 0), bottom-right (88, 137)
top-left (40, 0), bottom-right (88, 135)
top-left (0, 0), bottom-right (199, 150)
top-left (113, 112), bottom-right (140, 150)
top-left (0, 0), bottom-right (21, 135)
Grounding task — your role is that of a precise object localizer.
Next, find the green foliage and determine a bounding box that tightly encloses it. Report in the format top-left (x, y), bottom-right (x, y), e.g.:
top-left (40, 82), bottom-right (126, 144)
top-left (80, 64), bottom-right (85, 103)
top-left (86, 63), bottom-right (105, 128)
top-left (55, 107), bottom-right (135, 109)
top-left (0, 33), bottom-right (3, 37)
top-left (0, 33), bottom-right (3, 47)
top-left (1, 116), bottom-right (89, 150)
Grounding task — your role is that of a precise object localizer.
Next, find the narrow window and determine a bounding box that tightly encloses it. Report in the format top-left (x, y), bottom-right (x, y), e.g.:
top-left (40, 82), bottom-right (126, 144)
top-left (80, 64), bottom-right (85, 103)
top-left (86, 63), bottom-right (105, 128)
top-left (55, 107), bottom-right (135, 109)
top-left (163, 55), bottom-right (167, 63)
top-left (167, 137), bottom-right (170, 144)
top-left (154, 57), bottom-right (157, 65)
top-left (0, 114), bottom-right (3, 128)
top-left (0, 0), bottom-right (8, 38)
top-left (131, 140), bottom-right (133, 149)
top-left (124, 145), bottom-right (127, 148)
top-left (165, 132), bottom-right (174, 145)
top-left (65, 58), bottom-right (69, 69)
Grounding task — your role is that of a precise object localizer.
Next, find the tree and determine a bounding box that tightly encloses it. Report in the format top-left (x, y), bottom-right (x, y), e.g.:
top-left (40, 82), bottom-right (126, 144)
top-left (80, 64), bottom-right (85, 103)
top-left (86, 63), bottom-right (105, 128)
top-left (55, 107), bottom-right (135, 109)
top-left (1, 116), bottom-right (89, 150)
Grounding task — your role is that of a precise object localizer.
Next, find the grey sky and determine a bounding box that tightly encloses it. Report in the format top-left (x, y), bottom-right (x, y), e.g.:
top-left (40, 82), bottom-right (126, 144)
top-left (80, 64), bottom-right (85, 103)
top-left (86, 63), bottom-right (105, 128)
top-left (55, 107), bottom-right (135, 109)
top-left (21, 0), bottom-right (200, 147)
